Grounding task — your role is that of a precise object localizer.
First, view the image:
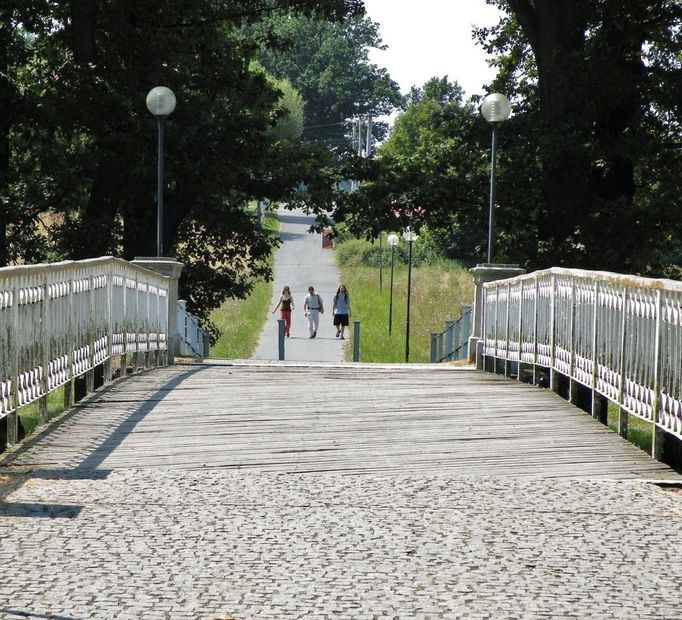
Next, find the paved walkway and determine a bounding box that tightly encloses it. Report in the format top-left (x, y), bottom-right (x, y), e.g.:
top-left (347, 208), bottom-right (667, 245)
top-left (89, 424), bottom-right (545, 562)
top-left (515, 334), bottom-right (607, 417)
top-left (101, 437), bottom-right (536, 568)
top-left (1, 468), bottom-right (681, 619)
top-left (253, 208), bottom-right (345, 363)
top-left (1, 364), bottom-right (681, 618)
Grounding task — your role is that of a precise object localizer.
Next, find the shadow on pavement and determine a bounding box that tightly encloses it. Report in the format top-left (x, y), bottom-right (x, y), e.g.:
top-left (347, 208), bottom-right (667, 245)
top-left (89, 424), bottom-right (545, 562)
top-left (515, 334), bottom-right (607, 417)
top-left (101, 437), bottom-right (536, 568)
top-left (0, 366), bottom-right (206, 518)
top-left (0, 611), bottom-right (78, 620)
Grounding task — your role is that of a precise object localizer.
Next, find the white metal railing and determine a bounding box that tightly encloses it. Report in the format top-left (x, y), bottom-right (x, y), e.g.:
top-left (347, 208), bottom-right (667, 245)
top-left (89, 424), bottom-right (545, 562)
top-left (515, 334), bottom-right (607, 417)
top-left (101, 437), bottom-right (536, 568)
top-left (177, 299), bottom-right (209, 358)
top-left (482, 268), bottom-right (682, 446)
top-left (0, 257), bottom-right (169, 441)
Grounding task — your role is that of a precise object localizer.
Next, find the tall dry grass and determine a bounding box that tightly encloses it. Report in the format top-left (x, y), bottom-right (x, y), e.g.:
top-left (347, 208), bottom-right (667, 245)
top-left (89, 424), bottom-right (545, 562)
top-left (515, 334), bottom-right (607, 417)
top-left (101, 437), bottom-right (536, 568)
top-left (340, 261), bottom-right (474, 363)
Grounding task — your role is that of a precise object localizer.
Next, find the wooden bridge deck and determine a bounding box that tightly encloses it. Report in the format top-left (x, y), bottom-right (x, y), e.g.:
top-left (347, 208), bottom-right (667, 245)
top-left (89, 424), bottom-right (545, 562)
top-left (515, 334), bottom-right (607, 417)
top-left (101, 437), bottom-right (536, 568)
top-left (6, 362), bottom-right (680, 480)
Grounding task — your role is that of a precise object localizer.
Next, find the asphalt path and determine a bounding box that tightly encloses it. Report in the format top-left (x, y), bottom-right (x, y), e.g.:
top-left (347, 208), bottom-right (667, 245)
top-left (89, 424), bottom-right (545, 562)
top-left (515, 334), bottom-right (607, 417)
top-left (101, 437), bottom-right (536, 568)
top-left (252, 207), bottom-right (346, 362)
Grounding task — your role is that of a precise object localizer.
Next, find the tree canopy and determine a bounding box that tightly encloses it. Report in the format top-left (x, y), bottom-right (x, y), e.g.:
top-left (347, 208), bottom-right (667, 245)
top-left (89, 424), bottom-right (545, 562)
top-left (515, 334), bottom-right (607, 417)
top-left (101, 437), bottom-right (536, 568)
top-left (336, 1), bottom-right (682, 276)
top-left (0, 0), bottom-right (373, 335)
top-left (254, 13), bottom-right (401, 147)
top-left (481, 0), bottom-right (682, 272)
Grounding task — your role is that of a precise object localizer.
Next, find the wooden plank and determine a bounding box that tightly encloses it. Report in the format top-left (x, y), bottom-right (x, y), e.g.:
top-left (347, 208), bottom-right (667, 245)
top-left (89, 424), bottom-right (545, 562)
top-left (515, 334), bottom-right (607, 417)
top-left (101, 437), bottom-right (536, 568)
top-left (6, 363), bottom-right (680, 480)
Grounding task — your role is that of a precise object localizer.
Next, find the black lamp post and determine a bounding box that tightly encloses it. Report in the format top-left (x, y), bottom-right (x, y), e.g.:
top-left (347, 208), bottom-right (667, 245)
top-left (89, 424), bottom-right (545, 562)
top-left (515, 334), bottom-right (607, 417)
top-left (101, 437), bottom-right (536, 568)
top-left (480, 93), bottom-right (511, 264)
top-left (403, 227), bottom-right (418, 362)
top-left (379, 232), bottom-right (383, 292)
top-left (387, 233), bottom-right (399, 334)
top-left (146, 86), bottom-right (176, 257)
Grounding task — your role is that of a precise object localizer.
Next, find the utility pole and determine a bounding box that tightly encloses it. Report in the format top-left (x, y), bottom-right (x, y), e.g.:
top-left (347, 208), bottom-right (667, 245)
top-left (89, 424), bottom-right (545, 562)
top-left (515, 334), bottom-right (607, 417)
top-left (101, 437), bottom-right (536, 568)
top-left (357, 118), bottom-right (363, 156)
top-left (348, 116), bottom-right (373, 190)
top-left (365, 116), bottom-right (372, 158)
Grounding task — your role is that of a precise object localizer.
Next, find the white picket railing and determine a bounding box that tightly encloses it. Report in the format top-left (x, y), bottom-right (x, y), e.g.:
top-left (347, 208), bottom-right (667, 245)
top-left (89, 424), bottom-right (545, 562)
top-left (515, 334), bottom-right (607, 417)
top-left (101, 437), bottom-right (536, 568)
top-left (177, 299), bottom-right (209, 358)
top-left (481, 267), bottom-right (682, 453)
top-left (0, 257), bottom-right (170, 444)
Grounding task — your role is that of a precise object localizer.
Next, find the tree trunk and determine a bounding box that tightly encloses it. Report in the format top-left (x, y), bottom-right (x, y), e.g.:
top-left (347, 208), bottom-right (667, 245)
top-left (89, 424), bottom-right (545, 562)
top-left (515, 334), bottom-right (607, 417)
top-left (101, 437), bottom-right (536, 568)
top-left (508, 0), bottom-right (593, 253)
top-left (507, 0), bottom-right (645, 269)
top-left (70, 0), bottom-right (98, 62)
top-left (70, 163), bottom-right (124, 259)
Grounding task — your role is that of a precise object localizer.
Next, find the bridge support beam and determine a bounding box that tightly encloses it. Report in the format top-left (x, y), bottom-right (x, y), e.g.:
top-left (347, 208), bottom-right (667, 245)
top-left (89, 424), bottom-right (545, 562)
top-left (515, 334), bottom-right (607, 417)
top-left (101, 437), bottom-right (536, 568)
top-left (591, 392), bottom-right (609, 425)
top-left (469, 264), bottom-right (525, 368)
top-left (132, 258), bottom-right (183, 365)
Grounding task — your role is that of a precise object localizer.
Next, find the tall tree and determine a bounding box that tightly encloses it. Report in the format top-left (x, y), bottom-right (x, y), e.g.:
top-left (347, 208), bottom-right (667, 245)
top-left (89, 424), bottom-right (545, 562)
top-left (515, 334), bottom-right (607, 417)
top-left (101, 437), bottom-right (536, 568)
top-left (255, 13), bottom-right (401, 147)
top-left (480, 0), bottom-right (682, 271)
top-left (334, 77), bottom-right (519, 263)
top-left (0, 0), bottom-right (368, 336)
top-left (0, 3), bottom-right (56, 266)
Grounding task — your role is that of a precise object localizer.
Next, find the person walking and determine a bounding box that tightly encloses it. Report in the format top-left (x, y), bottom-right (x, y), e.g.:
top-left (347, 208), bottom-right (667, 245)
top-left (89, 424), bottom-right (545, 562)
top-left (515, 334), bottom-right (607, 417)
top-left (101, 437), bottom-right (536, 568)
top-left (332, 284), bottom-right (351, 339)
top-left (272, 286), bottom-right (294, 337)
top-left (303, 285), bottom-right (324, 338)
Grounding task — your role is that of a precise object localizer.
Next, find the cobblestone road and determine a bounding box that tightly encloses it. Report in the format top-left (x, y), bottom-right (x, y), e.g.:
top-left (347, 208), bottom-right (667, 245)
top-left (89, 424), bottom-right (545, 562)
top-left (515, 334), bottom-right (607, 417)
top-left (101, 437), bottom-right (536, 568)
top-left (1, 469), bottom-right (681, 619)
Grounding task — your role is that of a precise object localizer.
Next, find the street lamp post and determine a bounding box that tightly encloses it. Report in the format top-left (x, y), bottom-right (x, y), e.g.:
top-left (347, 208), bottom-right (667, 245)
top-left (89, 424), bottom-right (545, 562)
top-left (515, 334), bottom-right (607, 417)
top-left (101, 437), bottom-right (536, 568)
top-left (403, 228), bottom-right (418, 362)
top-left (146, 86), bottom-right (177, 257)
top-left (387, 233), bottom-right (399, 334)
top-left (379, 233), bottom-right (383, 292)
top-left (480, 93), bottom-right (511, 264)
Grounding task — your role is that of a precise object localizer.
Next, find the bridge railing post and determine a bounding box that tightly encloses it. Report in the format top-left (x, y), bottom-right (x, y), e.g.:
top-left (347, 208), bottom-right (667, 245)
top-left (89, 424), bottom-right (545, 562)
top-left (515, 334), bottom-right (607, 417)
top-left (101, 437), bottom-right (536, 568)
top-left (39, 274), bottom-right (49, 425)
top-left (516, 282), bottom-right (523, 381)
top-left (7, 281), bottom-right (20, 445)
top-left (64, 269), bottom-right (75, 408)
top-left (86, 273), bottom-right (96, 395)
top-left (616, 285), bottom-right (628, 439)
top-left (278, 319), bottom-right (285, 361)
top-left (459, 305), bottom-right (472, 360)
top-left (568, 277), bottom-right (577, 404)
top-left (353, 321), bottom-right (360, 362)
top-left (444, 321), bottom-right (454, 361)
top-left (590, 280), bottom-right (601, 421)
top-left (470, 264), bottom-right (525, 367)
top-left (131, 258), bottom-right (183, 365)
top-left (549, 273), bottom-right (557, 393)
top-left (530, 276), bottom-right (537, 384)
top-left (104, 263), bottom-right (114, 381)
top-left (651, 289), bottom-right (664, 460)
top-left (430, 333), bottom-right (438, 363)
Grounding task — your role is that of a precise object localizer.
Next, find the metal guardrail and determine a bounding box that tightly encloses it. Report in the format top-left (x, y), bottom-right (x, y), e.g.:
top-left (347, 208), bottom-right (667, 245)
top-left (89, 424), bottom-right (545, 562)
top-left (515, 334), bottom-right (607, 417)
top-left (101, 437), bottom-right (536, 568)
top-left (0, 257), bottom-right (170, 445)
top-left (177, 300), bottom-right (209, 358)
top-left (430, 305), bottom-right (472, 363)
top-left (481, 267), bottom-right (682, 455)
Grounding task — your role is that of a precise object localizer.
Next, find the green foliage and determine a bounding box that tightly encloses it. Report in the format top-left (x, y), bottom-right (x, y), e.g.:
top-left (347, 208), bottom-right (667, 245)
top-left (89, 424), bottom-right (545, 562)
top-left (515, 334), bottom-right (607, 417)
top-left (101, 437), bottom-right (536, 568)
top-left (209, 280), bottom-right (273, 358)
top-left (475, 0), bottom-right (682, 274)
top-left (336, 227), bottom-right (466, 269)
top-left (268, 78), bottom-right (306, 142)
top-left (336, 0), bottom-right (682, 277)
top-left (0, 0), bottom-right (375, 336)
top-left (607, 404), bottom-right (653, 456)
top-left (250, 61), bottom-right (306, 142)
top-left (18, 388), bottom-right (66, 438)
top-left (336, 237), bottom-right (396, 267)
top-left (254, 13), bottom-right (401, 148)
top-left (334, 76), bottom-right (511, 264)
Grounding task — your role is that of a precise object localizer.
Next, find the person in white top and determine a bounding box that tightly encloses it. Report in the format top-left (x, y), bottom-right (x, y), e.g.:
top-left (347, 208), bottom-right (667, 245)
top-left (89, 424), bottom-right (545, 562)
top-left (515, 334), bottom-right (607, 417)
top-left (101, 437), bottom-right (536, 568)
top-left (303, 285), bottom-right (324, 339)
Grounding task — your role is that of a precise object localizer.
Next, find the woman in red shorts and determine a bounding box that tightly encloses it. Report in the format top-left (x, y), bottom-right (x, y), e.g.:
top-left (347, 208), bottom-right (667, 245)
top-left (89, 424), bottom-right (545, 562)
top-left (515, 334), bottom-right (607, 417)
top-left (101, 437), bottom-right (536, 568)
top-left (272, 285), bottom-right (294, 337)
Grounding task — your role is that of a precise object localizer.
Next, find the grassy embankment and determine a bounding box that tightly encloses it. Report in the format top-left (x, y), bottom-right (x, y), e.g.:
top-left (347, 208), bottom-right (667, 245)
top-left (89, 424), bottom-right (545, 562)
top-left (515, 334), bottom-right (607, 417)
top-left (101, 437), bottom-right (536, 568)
top-left (336, 238), bottom-right (474, 363)
top-left (209, 211), bottom-right (279, 359)
top-left (17, 387), bottom-right (66, 438)
top-left (607, 405), bottom-right (653, 454)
